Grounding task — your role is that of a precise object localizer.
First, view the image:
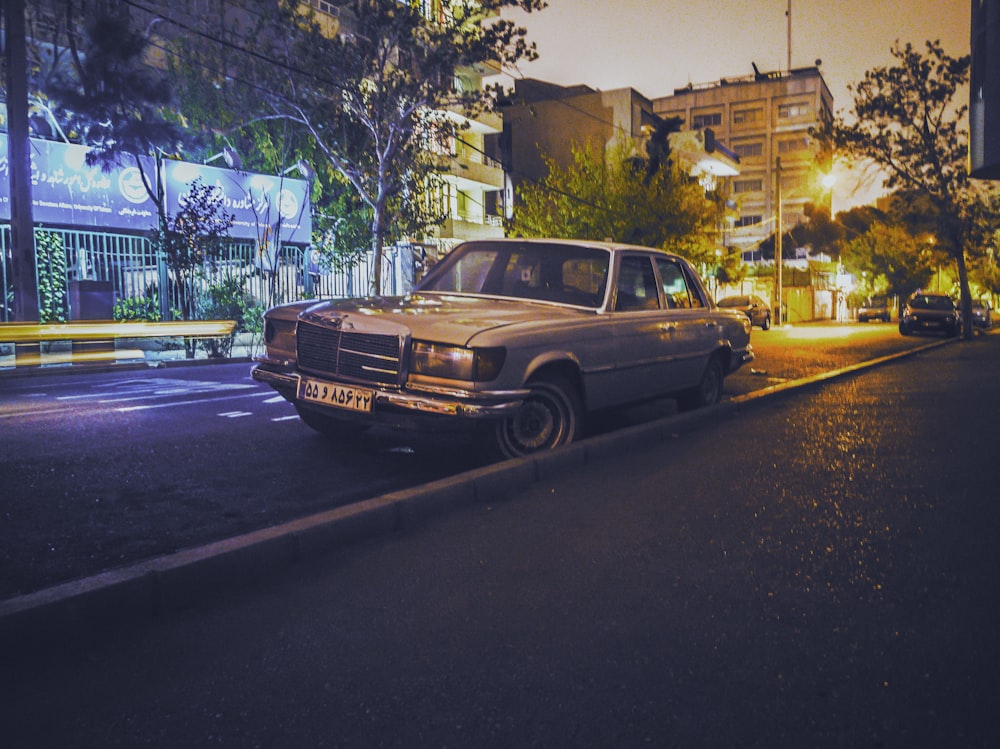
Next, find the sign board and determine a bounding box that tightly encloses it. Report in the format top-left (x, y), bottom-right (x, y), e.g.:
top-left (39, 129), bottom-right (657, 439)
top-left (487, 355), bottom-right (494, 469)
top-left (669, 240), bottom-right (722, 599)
top-left (1, 135), bottom-right (312, 244)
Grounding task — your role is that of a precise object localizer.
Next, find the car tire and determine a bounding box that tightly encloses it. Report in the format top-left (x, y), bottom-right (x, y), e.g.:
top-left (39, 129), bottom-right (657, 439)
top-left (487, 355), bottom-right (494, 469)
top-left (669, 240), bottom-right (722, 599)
top-left (492, 375), bottom-right (582, 459)
top-left (295, 405), bottom-right (367, 439)
top-left (899, 322), bottom-right (911, 336)
top-left (761, 313), bottom-right (771, 331)
top-left (677, 355), bottom-right (724, 412)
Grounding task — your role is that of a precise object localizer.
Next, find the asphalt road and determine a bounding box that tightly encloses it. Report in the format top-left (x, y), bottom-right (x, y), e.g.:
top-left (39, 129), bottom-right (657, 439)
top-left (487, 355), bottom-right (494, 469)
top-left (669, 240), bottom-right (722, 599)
top-left (3, 329), bottom-right (997, 747)
top-left (0, 323), bottom-right (947, 599)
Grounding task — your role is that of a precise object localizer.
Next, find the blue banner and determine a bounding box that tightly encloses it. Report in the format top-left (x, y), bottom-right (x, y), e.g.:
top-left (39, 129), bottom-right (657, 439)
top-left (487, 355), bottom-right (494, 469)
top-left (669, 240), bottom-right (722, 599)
top-left (163, 160), bottom-right (311, 245)
top-left (1, 135), bottom-right (312, 244)
top-left (0, 134), bottom-right (158, 231)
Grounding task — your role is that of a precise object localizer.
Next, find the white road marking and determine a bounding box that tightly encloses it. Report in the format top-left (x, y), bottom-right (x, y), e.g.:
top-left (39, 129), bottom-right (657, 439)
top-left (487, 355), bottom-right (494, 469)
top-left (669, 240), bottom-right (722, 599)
top-left (272, 415), bottom-right (301, 422)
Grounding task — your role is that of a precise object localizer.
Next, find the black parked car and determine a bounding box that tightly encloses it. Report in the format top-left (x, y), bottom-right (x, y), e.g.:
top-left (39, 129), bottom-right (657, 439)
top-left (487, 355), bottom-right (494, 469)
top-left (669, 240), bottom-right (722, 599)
top-left (717, 294), bottom-right (772, 330)
top-left (898, 292), bottom-right (960, 337)
top-left (971, 300), bottom-right (993, 330)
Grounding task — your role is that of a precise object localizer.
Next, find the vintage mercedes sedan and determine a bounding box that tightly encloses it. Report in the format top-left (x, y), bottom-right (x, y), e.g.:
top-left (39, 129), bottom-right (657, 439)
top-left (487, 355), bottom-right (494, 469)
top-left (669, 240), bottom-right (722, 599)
top-left (252, 238), bottom-right (754, 458)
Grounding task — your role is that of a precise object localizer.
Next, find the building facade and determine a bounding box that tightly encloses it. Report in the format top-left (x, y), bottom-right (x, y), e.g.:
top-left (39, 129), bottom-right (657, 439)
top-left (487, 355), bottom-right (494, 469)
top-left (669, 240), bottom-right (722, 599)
top-left (652, 66), bottom-right (834, 260)
top-left (497, 78), bottom-right (739, 218)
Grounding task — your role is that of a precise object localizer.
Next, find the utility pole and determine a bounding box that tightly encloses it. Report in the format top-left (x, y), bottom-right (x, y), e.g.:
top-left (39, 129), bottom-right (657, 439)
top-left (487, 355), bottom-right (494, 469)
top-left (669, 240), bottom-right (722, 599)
top-left (775, 157), bottom-right (783, 327)
top-left (4, 0), bottom-right (40, 333)
top-left (786, 0), bottom-right (792, 72)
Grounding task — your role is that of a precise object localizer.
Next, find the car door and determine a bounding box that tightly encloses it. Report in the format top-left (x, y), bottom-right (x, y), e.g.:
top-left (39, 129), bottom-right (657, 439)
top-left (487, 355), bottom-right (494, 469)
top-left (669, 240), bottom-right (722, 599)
top-left (653, 257), bottom-right (719, 389)
top-left (594, 254), bottom-right (679, 407)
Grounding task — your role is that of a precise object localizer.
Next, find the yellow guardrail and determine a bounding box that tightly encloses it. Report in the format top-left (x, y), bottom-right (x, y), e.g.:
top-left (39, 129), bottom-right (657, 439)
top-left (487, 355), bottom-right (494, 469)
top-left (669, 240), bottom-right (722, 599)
top-left (0, 320), bottom-right (237, 342)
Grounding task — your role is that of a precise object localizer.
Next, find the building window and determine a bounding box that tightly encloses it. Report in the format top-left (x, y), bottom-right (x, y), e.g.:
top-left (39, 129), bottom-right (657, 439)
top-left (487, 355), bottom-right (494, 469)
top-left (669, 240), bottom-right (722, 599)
top-left (736, 215), bottom-right (763, 228)
top-left (733, 107), bottom-right (763, 125)
top-left (778, 102), bottom-right (810, 119)
top-left (733, 141), bottom-right (764, 159)
top-left (693, 112), bottom-right (722, 128)
top-left (310, 0), bottom-right (340, 15)
top-left (778, 137), bottom-right (810, 153)
top-left (733, 179), bottom-right (763, 194)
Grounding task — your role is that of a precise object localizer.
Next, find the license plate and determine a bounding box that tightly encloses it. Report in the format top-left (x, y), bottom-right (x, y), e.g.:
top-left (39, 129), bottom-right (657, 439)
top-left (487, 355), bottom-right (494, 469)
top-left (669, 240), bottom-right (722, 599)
top-left (298, 377), bottom-right (374, 413)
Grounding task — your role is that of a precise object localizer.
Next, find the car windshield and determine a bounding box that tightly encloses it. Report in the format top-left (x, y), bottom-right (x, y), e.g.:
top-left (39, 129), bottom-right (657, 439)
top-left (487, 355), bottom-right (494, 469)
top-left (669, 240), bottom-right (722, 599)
top-left (415, 241), bottom-right (611, 308)
top-left (866, 297), bottom-right (887, 307)
top-left (909, 295), bottom-right (954, 310)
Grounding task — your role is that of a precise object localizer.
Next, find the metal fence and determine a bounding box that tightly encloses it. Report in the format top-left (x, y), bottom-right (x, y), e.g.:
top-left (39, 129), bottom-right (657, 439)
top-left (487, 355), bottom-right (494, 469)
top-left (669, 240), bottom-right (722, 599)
top-left (1, 226), bottom-right (404, 325)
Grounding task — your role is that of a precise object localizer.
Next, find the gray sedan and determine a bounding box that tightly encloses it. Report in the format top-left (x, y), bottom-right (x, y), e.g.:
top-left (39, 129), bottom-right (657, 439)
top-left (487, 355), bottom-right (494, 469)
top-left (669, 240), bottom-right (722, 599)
top-left (253, 239), bottom-right (754, 458)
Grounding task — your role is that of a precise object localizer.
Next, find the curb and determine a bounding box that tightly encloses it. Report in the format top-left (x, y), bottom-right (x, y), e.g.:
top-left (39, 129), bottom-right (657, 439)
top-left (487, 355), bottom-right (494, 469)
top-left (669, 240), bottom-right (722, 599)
top-left (0, 337), bottom-right (955, 648)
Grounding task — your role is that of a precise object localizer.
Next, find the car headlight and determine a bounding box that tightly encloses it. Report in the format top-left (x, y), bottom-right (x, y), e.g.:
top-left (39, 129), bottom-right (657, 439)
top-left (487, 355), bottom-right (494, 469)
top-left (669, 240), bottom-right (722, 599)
top-left (410, 342), bottom-right (506, 381)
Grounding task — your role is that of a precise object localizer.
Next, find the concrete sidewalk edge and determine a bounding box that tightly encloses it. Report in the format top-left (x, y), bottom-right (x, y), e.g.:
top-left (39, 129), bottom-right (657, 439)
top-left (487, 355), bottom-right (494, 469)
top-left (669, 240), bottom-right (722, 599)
top-left (0, 337), bottom-right (953, 647)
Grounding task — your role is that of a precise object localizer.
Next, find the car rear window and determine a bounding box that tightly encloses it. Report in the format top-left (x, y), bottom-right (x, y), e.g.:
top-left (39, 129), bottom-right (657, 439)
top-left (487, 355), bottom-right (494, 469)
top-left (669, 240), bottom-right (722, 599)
top-left (910, 295), bottom-right (954, 310)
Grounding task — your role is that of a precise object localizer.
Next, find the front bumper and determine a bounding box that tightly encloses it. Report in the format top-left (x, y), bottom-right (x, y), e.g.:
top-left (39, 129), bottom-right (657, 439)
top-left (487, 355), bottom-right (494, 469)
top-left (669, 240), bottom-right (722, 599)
top-left (730, 345), bottom-right (754, 373)
top-left (251, 360), bottom-right (527, 421)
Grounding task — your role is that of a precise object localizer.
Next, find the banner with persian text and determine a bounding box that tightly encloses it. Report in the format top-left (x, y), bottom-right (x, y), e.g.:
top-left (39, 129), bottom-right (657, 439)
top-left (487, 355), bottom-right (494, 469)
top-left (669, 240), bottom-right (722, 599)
top-left (1, 134), bottom-right (311, 244)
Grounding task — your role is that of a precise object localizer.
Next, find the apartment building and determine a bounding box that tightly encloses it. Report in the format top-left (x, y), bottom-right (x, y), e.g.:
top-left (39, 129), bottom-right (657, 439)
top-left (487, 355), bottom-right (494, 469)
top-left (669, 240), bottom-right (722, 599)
top-left (652, 65), bottom-right (833, 260)
top-left (336, 0), bottom-right (506, 259)
top-left (497, 78), bottom-right (739, 216)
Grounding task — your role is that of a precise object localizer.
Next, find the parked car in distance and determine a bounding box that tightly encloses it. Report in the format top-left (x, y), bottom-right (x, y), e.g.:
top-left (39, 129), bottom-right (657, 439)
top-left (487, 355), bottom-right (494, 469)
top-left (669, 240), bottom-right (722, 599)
top-left (971, 300), bottom-right (993, 330)
top-left (717, 294), bottom-right (772, 330)
top-left (898, 292), bottom-right (960, 337)
top-left (253, 238), bottom-right (754, 459)
top-left (858, 296), bottom-right (891, 323)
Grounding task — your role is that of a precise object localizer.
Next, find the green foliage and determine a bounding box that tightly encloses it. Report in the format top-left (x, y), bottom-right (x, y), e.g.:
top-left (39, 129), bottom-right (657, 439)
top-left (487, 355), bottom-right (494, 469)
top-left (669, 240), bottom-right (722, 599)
top-left (841, 221), bottom-right (941, 302)
top-left (45, 9), bottom-right (187, 197)
top-left (196, 275), bottom-right (262, 358)
top-left (173, 0), bottom-right (545, 293)
top-left (832, 40), bottom-right (983, 336)
top-left (113, 295), bottom-right (162, 322)
top-left (151, 178), bottom-right (235, 321)
top-left (113, 283), bottom-right (180, 322)
top-left (510, 140), bottom-right (723, 265)
top-left (35, 232), bottom-right (68, 324)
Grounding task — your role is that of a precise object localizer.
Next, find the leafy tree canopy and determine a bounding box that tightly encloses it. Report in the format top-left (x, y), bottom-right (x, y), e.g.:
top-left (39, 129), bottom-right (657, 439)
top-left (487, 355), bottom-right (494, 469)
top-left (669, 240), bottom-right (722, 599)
top-left (831, 39), bottom-right (986, 337)
top-left (179, 0), bottom-right (546, 293)
top-left (510, 139), bottom-right (724, 266)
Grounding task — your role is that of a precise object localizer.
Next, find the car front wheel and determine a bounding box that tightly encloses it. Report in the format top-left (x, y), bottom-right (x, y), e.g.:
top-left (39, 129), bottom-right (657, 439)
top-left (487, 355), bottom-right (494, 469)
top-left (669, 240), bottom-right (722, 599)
top-left (493, 375), bottom-right (582, 459)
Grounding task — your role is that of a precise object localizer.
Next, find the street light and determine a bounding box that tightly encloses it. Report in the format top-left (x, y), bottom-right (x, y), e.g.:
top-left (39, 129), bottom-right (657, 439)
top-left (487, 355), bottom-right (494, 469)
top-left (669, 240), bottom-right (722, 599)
top-left (205, 146), bottom-right (242, 170)
top-left (281, 159), bottom-right (315, 179)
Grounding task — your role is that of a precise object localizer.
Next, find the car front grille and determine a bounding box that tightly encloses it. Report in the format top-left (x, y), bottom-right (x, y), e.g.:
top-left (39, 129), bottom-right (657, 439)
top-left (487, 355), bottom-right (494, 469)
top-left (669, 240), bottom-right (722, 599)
top-left (296, 319), bottom-right (403, 386)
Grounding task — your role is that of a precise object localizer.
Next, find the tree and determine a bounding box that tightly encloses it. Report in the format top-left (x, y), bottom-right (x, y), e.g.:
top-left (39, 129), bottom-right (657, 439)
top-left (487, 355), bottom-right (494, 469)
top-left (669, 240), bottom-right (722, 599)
top-left (154, 178), bottom-right (235, 322)
top-left (833, 40), bottom-right (986, 338)
top-left (46, 8), bottom-right (188, 225)
top-left (510, 140), bottom-right (724, 265)
top-left (840, 221), bottom-right (942, 308)
top-left (209, 0), bottom-right (545, 294)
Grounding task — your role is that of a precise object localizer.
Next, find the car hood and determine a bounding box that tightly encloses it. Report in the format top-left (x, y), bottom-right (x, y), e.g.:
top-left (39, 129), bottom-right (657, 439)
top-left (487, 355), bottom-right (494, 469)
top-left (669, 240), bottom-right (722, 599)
top-left (299, 293), bottom-right (594, 347)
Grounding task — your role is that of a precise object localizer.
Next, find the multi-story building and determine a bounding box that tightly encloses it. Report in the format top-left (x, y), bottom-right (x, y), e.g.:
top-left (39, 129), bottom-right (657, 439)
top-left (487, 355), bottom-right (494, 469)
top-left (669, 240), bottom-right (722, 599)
top-left (497, 78), bottom-right (739, 218)
top-left (336, 0), bottom-right (506, 264)
top-left (652, 65), bottom-right (833, 261)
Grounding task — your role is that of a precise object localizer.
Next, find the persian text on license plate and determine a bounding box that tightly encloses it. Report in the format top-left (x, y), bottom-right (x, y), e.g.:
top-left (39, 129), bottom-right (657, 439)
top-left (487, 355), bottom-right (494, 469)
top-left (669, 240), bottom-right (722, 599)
top-left (298, 377), bottom-right (374, 413)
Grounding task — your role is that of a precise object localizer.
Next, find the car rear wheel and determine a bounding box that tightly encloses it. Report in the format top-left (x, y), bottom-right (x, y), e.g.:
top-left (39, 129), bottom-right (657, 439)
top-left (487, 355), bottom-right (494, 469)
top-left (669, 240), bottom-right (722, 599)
top-left (761, 313), bottom-right (771, 330)
top-left (295, 405), bottom-right (368, 439)
top-left (492, 375), bottom-right (582, 459)
top-left (677, 355), bottom-right (724, 412)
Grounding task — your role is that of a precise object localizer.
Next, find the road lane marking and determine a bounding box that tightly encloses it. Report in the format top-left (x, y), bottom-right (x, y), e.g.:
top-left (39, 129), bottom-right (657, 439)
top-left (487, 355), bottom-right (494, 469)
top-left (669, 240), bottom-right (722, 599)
top-left (115, 391), bottom-right (273, 412)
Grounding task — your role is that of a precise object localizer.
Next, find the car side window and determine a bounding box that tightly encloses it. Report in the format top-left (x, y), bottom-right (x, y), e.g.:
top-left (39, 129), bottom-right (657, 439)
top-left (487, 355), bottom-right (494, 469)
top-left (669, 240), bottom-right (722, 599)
top-left (615, 256), bottom-right (661, 311)
top-left (655, 258), bottom-right (701, 308)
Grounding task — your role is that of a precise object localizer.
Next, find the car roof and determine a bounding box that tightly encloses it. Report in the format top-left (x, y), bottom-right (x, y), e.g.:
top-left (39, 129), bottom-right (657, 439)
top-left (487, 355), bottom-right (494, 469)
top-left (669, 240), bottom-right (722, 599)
top-left (459, 237), bottom-right (684, 261)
